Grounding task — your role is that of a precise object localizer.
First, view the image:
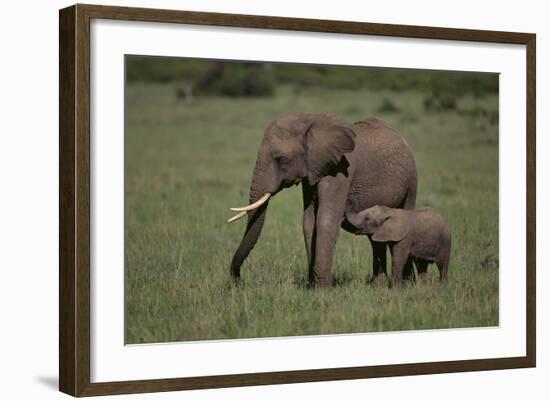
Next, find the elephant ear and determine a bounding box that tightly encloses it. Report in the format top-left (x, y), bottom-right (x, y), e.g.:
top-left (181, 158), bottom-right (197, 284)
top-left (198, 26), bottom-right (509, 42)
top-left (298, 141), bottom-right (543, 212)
top-left (372, 211), bottom-right (409, 242)
top-left (305, 122), bottom-right (356, 185)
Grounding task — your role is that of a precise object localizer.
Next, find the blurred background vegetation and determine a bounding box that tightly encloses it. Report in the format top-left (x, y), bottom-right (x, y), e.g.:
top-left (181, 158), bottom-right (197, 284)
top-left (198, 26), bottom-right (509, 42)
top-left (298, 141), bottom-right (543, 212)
top-left (126, 55), bottom-right (498, 106)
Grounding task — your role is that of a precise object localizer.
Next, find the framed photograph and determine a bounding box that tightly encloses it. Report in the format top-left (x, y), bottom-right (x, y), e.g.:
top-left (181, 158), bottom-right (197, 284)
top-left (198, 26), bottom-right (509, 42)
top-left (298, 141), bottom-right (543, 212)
top-left (59, 4), bottom-right (536, 397)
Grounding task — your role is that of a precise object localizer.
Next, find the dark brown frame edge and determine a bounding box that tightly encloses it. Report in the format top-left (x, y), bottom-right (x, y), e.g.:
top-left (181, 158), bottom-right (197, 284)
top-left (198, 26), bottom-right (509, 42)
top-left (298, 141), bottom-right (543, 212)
top-left (59, 3), bottom-right (536, 397)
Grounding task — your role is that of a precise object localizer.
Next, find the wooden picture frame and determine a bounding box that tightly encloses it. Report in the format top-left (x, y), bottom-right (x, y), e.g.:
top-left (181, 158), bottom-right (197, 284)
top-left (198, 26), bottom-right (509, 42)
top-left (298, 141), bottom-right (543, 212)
top-left (59, 3), bottom-right (536, 397)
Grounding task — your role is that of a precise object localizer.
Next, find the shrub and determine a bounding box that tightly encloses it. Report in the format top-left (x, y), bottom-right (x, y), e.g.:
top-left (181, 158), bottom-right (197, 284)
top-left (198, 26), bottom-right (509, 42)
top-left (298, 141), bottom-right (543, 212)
top-left (423, 92), bottom-right (457, 112)
top-left (195, 63), bottom-right (275, 97)
top-left (377, 99), bottom-right (400, 113)
top-left (460, 105), bottom-right (499, 125)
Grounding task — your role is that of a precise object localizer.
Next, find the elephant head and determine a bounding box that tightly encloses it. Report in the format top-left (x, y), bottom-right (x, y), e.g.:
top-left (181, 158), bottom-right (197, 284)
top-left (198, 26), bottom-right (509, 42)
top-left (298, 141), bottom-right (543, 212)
top-left (346, 205), bottom-right (409, 242)
top-left (228, 112), bottom-right (357, 283)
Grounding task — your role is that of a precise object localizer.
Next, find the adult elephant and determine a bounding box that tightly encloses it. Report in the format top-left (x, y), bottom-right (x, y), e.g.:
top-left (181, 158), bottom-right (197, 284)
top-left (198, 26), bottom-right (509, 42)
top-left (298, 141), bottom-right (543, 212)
top-left (227, 112), bottom-right (417, 287)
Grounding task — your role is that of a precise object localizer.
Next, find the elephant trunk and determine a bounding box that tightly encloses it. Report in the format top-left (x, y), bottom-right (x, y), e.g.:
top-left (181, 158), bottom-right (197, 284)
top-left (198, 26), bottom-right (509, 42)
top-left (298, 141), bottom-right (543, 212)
top-left (345, 209), bottom-right (369, 234)
top-left (229, 201), bottom-right (268, 284)
top-left (345, 210), bottom-right (362, 227)
top-left (229, 148), bottom-right (276, 284)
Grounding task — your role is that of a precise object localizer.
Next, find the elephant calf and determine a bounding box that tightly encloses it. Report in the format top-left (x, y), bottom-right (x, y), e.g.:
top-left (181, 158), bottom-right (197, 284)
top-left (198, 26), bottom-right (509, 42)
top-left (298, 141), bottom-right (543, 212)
top-left (346, 205), bottom-right (451, 284)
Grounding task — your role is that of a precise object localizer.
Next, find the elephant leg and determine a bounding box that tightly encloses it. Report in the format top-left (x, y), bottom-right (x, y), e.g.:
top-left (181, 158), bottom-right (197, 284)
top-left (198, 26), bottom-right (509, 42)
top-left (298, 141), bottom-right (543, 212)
top-left (369, 238), bottom-right (388, 285)
top-left (302, 183), bottom-right (316, 281)
top-left (389, 243), bottom-right (408, 287)
top-left (309, 176), bottom-right (350, 288)
top-left (437, 261), bottom-right (449, 282)
top-left (437, 253), bottom-right (450, 283)
top-left (402, 256), bottom-right (416, 283)
top-left (415, 259), bottom-right (429, 284)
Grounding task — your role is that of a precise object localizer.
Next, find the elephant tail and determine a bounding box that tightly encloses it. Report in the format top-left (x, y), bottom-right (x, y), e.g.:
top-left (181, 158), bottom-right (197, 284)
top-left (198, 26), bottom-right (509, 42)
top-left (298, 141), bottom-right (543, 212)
top-left (402, 180), bottom-right (417, 210)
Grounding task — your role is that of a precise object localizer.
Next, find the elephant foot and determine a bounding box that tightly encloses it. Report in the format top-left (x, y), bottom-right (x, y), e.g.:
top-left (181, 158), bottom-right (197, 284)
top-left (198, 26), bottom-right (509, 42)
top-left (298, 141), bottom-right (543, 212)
top-left (418, 272), bottom-right (429, 284)
top-left (230, 275), bottom-right (242, 288)
top-left (308, 277), bottom-right (333, 289)
top-left (402, 271), bottom-right (416, 284)
top-left (391, 279), bottom-right (406, 289)
top-left (391, 277), bottom-right (417, 289)
top-left (369, 274), bottom-right (388, 287)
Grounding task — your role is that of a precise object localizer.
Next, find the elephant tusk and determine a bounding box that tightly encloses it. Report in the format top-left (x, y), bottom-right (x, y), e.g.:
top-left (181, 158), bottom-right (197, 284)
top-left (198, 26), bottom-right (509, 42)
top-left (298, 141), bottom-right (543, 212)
top-left (230, 193), bottom-right (271, 212)
top-left (226, 211), bottom-right (248, 223)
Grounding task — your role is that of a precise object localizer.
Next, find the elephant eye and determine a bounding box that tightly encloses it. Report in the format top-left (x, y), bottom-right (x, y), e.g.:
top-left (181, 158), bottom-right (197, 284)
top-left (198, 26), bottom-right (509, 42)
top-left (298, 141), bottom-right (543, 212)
top-left (275, 155), bottom-right (289, 164)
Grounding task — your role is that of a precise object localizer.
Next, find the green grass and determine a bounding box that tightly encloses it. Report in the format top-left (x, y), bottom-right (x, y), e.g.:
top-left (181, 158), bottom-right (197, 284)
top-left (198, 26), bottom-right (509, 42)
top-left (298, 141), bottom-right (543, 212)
top-left (125, 82), bottom-right (499, 344)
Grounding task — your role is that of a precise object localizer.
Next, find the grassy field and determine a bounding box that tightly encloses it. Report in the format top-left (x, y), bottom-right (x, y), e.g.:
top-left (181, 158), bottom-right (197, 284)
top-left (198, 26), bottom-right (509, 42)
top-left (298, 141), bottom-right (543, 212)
top-left (125, 82), bottom-right (499, 344)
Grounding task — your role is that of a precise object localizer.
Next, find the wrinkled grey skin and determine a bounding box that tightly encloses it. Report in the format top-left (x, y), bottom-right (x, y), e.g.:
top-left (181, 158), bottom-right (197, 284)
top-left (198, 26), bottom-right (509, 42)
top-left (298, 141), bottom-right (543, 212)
top-left (230, 113), bottom-right (417, 288)
top-left (346, 205), bottom-right (451, 284)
